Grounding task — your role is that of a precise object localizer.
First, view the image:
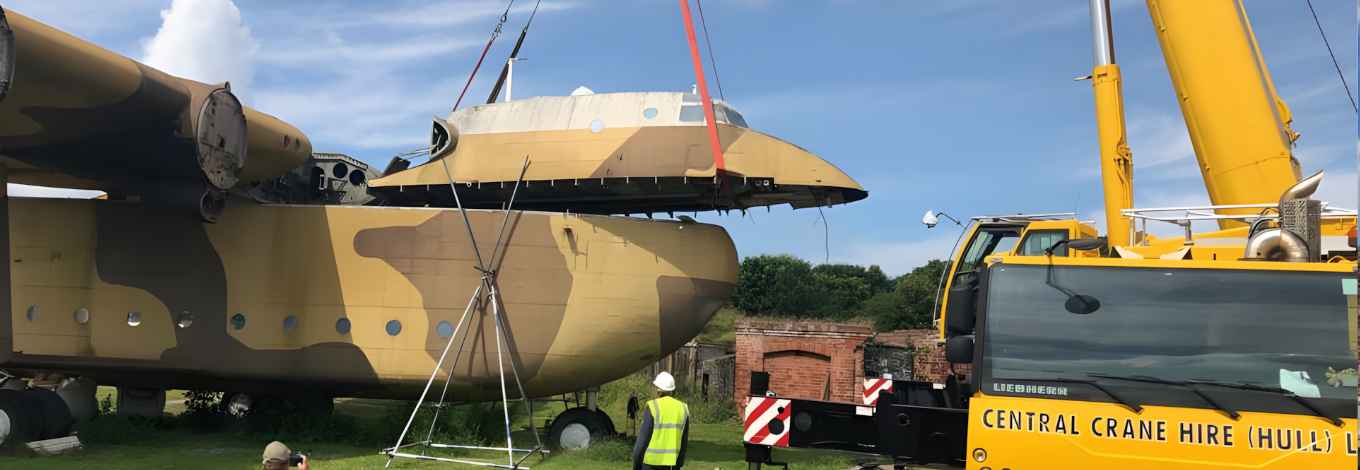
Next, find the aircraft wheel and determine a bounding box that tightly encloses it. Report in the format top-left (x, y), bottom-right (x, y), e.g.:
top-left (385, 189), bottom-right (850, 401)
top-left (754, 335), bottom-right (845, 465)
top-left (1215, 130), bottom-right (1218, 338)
top-left (115, 387), bottom-right (165, 418)
top-left (55, 377), bottom-right (97, 422)
top-left (27, 388), bottom-right (73, 440)
top-left (593, 408), bottom-right (617, 435)
top-left (224, 392), bottom-right (253, 417)
top-left (0, 389), bottom-right (40, 448)
top-left (546, 407), bottom-right (610, 451)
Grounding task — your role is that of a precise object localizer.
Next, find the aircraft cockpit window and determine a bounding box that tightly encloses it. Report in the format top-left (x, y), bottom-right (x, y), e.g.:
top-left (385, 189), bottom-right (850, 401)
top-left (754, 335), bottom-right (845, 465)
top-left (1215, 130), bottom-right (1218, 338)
top-left (716, 104), bottom-right (748, 128)
top-left (679, 105), bottom-right (704, 123)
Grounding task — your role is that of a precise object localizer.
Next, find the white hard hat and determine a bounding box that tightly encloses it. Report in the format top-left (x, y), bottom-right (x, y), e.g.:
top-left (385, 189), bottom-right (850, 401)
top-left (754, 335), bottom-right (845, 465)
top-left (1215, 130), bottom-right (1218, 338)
top-left (653, 371), bottom-right (676, 392)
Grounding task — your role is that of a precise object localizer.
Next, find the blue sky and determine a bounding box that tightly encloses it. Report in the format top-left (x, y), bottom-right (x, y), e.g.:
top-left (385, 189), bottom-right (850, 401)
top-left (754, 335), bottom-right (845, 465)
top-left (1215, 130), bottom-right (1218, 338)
top-left (9, 0), bottom-right (1357, 275)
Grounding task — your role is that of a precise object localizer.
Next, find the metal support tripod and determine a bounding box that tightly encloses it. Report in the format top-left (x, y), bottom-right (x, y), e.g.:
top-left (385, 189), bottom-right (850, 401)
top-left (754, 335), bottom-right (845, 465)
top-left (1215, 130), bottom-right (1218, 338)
top-left (383, 157), bottom-right (544, 469)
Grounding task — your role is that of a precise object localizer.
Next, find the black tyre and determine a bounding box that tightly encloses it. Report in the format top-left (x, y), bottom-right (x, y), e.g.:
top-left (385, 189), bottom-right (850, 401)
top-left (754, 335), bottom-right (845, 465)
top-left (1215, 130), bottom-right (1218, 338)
top-left (546, 407), bottom-right (609, 451)
top-left (0, 389), bottom-right (39, 448)
top-left (27, 388), bottom-right (73, 440)
top-left (592, 408), bottom-right (617, 436)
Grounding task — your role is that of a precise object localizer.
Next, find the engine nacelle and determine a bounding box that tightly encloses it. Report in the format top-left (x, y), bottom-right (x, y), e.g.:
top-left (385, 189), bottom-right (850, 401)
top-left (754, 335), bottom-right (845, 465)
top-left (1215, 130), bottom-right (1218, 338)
top-left (0, 7), bottom-right (310, 221)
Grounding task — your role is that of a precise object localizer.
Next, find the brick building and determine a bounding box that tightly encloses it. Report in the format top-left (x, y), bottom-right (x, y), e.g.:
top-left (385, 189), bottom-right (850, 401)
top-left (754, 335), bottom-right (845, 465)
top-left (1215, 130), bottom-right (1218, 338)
top-left (734, 319), bottom-right (965, 405)
top-left (734, 319), bottom-right (873, 403)
top-left (873, 329), bottom-right (970, 383)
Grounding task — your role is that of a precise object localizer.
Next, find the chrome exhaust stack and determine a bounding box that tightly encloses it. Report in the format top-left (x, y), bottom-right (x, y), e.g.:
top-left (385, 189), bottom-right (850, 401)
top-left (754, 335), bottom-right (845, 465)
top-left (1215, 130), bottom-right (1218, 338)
top-left (1244, 171), bottom-right (1324, 262)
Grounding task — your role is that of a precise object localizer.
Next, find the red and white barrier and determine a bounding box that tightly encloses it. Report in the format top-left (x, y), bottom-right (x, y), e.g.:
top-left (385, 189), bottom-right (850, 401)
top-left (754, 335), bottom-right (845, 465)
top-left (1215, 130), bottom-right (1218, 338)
top-left (862, 376), bottom-right (893, 406)
top-left (743, 397), bottom-right (792, 447)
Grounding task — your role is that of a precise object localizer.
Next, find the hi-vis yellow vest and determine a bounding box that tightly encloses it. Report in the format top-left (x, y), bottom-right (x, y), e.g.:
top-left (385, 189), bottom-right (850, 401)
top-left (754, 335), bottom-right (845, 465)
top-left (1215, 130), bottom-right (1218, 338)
top-left (643, 397), bottom-right (688, 466)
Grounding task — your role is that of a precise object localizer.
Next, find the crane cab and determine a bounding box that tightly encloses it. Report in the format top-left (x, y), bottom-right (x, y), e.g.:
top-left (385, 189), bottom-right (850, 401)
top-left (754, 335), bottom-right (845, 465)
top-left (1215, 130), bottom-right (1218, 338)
top-left (931, 213), bottom-right (1099, 338)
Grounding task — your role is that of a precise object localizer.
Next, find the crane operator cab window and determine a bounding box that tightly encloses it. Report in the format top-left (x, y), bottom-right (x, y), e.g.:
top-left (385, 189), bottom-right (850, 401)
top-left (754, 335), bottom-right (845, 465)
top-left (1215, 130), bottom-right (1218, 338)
top-left (1016, 229), bottom-right (1069, 256)
top-left (980, 264), bottom-right (1356, 421)
top-left (957, 227), bottom-right (1022, 273)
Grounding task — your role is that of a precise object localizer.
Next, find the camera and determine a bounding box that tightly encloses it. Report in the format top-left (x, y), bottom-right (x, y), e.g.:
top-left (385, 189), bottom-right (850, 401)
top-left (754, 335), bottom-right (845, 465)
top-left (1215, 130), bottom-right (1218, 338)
top-left (288, 451), bottom-right (305, 467)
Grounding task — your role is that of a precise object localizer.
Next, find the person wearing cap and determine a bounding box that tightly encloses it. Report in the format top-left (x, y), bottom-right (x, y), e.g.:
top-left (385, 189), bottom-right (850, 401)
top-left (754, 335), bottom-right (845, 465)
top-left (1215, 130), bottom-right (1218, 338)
top-left (262, 441), bottom-right (309, 470)
top-left (631, 371), bottom-right (689, 470)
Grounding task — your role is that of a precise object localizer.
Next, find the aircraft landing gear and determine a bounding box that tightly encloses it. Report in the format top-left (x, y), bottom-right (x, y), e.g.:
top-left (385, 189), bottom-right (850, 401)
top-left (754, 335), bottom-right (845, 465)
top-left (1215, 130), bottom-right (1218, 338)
top-left (0, 387), bottom-right (76, 448)
top-left (546, 407), bottom-right (613, 451)
top-left (115, 387), bottom-right (165, 418)
top-left (55, 377), bottom-right (97, 421)
top-left (544, 388), bottom-right (617, 451)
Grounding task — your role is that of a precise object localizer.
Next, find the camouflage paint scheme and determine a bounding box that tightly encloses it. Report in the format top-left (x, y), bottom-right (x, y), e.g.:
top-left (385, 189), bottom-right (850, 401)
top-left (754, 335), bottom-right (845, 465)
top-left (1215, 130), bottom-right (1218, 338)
top-left (370, 93), bottom-right (867, 214)
top-left (1, 198), bottom-right (735, 400)
top-left (0, 7), bottom-right (746, 401)
top-left (0, 8), bottom-right (310, 197)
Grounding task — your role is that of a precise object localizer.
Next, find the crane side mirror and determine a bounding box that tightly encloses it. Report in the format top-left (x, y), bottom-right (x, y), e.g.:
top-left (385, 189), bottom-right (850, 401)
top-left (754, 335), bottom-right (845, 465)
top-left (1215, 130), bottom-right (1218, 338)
top-left (1064, 294), bottom-right (1101, 315)
top-left (945, 272), bottom-right (979, 336)
top-left (945, 335), bottom-right (974, 364)
top-left (1067, 237), bottom-right (1107, 251)
top-left (922, 210), bottom-right (939, 228)
top-left (1046, 237), bottom-right (1106, 256)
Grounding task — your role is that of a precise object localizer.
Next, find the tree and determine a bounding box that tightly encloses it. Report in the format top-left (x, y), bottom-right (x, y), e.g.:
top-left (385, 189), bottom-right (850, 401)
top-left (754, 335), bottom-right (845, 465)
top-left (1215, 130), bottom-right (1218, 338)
top-left (863, 259), bottom-right (948, 331)
top-left (809, 272), bottom-right (869, 318)
top-left (811, 263), bottom-right (893, 295)
top-left (732, 255), bottom-right (820, 316)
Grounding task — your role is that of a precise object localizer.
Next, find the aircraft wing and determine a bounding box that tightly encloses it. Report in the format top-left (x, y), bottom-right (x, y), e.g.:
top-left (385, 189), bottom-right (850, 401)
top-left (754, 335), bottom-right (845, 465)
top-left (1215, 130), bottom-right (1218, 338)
top-left (0, 6), bottom-right (311, 220)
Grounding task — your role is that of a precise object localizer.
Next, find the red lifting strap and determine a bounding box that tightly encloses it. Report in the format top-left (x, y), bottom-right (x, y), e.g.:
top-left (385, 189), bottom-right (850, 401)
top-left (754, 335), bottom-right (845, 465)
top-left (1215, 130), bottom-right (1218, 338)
top-left (678, 0), bottom-right (726, 172)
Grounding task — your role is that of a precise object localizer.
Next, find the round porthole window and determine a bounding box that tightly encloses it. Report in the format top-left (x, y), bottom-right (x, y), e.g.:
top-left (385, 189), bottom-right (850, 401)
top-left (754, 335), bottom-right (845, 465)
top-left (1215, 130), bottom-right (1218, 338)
top-left (231, 313), bottom-right (247, 330)
top-left (284, 315), bottom-right (298, 332)
top-left (589, 118), bottom-right (604, 133)
top-left (336, 317), bottom-right (352, 335)
top-left (331, 162), bottom-right (349, 179)
top-left (176, 311), bottom-right (194, 329)
top-left (643, 108), bottom-right (658, 120)
top-left (385, 320), bottom-right (402, 336)
top-left (127, 311), bottom-right (142, 327)
top-left (25, 305), bottom-right (37, 322)
top-left (436, 320), bottom-right (454, 338)
top-left (74, 308), bottom-right (90, 324)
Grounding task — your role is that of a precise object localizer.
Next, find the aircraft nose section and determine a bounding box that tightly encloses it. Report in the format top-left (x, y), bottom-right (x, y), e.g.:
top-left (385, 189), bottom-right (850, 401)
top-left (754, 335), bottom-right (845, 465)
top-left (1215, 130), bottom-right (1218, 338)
top-left (724, 129), bottom-right (867, 208)
top-left (654, 221), bottom-right (738, 356)
top-left (657, 276), bottom-right (734, 355)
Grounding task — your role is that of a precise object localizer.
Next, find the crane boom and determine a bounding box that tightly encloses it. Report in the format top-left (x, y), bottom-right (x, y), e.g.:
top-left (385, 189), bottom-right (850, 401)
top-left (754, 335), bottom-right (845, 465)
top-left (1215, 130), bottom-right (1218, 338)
top-left (1145, 0), bottom-right (1301, 227)
top-left (1089, 0), bottom-right (1134, 246)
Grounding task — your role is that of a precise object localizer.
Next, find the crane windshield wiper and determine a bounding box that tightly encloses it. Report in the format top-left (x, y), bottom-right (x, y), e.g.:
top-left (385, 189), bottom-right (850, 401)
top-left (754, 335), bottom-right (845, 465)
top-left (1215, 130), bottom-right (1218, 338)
top-left (1182, 379), bottom-right (1344, 427)
top-left (991, 376), bottom-right (1141, 413)
top-left (1085, 373), bottom-right (1239, 420)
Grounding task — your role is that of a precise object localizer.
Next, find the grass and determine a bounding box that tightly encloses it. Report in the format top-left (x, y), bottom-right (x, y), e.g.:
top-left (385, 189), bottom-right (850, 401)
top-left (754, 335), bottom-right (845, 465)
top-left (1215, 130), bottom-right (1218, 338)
top-left (0, 376), bottom-right (874, 470)
top-left (695, 307), bottom-right (742, 347)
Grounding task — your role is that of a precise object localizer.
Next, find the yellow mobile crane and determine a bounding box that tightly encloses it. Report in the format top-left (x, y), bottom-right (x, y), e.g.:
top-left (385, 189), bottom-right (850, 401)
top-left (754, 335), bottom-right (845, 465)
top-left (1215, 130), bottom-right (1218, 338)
top-left (741, 1), bottom-right (1357, 468)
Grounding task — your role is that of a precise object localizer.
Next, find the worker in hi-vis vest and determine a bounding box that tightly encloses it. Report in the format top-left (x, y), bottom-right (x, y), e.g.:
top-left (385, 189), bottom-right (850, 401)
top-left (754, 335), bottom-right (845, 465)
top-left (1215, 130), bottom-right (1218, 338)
top-left (632, 371), bottom-right (690, 470)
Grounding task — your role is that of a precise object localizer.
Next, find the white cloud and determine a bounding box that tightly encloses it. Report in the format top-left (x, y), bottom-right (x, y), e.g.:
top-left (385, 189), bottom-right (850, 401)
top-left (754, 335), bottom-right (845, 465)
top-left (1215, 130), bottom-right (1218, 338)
top-left (257, 33), bottom-right (480, 66)
top-left (354, 0), bottom-right (576, 29)
top-left (141, 0), bottom-right (257, 94)
top-left (836, 235), bottom-right (961, 277)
